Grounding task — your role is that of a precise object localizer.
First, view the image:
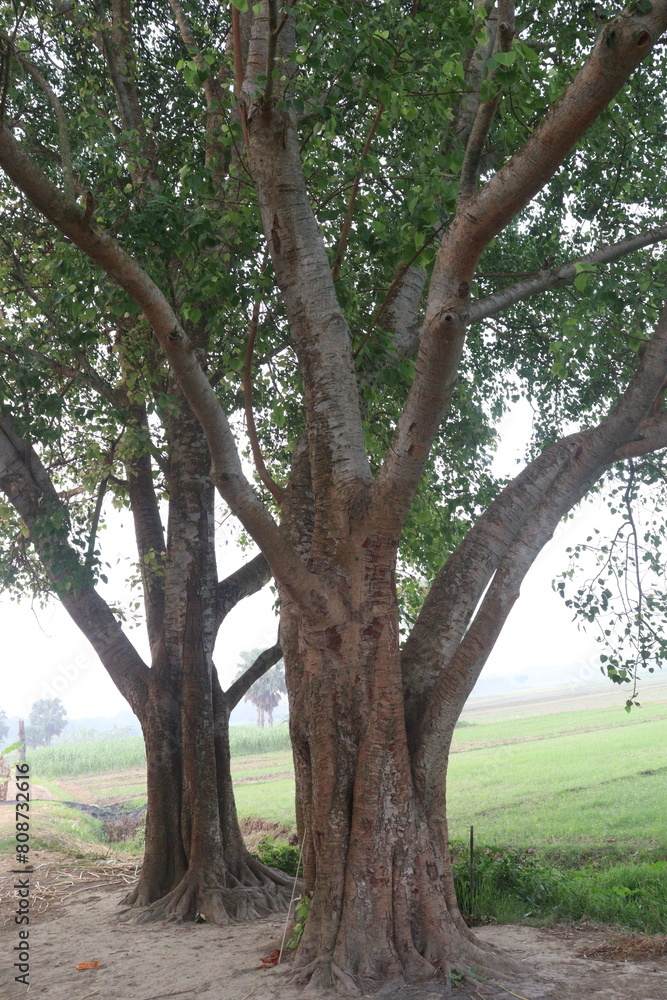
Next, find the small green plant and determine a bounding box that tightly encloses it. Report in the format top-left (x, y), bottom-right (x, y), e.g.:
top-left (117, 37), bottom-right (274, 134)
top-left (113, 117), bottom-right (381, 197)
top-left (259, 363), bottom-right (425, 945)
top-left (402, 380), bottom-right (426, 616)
top-left (288, 895), bottom-right (312, 948)
top-left (450, 967), bottom-right (465, 988)
top-left (251, 835), bottom-right (301, 876)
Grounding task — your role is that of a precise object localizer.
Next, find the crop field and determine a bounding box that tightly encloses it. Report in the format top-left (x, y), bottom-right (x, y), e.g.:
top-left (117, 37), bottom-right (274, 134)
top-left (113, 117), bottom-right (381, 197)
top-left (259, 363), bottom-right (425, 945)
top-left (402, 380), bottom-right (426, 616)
top-left (10, 680), bottom-right (667, 862)
top-left (26, 724), bottom-right (292, 778)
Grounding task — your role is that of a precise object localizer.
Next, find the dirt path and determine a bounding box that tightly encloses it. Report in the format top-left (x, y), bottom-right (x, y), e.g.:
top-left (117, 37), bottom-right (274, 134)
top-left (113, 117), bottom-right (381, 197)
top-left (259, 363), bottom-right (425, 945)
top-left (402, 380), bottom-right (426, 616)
top-left (1, 857), bottom-right (666, 999)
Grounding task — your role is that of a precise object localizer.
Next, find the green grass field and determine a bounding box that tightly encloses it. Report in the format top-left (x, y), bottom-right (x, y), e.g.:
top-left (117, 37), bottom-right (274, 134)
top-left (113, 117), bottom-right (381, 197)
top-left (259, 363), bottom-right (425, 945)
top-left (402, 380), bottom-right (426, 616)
top-left (447, 699), bottom-right (667, 852)
top-left (27, 724), bottom-right (293, 778)
top-left (6, 682), bottom-right (666, 930)
top-left (21, 682), bottom-right (667, 860)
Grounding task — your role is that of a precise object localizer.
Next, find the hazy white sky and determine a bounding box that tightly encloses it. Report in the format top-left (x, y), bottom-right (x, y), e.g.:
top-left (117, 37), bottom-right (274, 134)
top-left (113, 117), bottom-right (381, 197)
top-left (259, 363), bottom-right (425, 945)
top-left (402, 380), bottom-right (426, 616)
top-left (0, 402), bottom-right (621, 720)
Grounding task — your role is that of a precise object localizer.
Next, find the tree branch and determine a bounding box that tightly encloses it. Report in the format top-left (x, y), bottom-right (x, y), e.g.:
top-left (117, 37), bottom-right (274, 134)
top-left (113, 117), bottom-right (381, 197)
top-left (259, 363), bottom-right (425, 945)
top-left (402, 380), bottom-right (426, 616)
top-left (613, 411), bottom-right (667, 460)
top-left (0, 338), bottom-right (127, 408)
top-left (0, 414), bottom-right (150, 712)
top-left (84, 474), bottom-right (108, 572)
top-left (216, 551), bottom-right (271, 628)
top-left (370, 2), bottom-right (667, 536)
top-left (168, 0), bottom-right (228, 173)
top-left (458, 1), bottom-right (514, 202)
top-left (455, 0), bottom-right (496, 147)
top-left (124, 405), bottom-right (166, 654)
top-left (225, 641), bottom-right (283, 710)
top-left (243, 296), bottom-right (284, 503)
top-left (0, 35), bottom-right (77, 202)
top-left (410, 302), bottom-right (667, 791)
top-left (241, 2), bottom-right (372, 518)
top-left (332, 102), bottom-right (385, 283)
top-left (468, 224), bottom-right (667, 325)
top-left (0, 125), bottom-right (317, 605)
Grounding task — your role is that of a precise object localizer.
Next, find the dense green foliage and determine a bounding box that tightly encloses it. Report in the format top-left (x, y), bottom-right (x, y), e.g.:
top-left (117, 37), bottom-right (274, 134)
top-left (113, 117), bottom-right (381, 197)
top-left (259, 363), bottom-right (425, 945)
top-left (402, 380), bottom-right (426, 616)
top-left (0, 0), bottom-right (666, 651)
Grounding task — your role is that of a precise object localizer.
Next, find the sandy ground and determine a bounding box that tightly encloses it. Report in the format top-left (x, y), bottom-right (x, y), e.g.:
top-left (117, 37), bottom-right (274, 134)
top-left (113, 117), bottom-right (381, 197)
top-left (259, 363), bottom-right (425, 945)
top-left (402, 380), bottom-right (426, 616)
top-left (1, 852), bottom-right (666, 1000)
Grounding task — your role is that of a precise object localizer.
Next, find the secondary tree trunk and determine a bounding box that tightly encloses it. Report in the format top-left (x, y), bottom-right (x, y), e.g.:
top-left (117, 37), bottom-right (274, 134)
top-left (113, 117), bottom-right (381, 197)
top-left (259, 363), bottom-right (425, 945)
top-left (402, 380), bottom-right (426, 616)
top-left (0, 394), bottom-right (291, 928)
top-left (124, 661), bottom-right (293, 922)
top-left (121, 395), bottom-right (292, 922)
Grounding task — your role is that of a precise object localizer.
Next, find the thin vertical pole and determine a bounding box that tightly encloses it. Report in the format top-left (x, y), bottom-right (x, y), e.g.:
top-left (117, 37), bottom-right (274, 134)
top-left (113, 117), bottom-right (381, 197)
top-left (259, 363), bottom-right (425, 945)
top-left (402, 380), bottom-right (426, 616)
top-left (469, 824), bottom-right (474, 918)
top-left (18, 719), bottom-right (26, 762)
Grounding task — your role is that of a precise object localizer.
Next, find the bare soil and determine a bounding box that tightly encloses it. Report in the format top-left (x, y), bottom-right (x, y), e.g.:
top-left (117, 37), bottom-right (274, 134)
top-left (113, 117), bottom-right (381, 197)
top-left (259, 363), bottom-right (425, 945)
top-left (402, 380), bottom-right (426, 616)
top-left (1, 851), bottom-right (666, 1000)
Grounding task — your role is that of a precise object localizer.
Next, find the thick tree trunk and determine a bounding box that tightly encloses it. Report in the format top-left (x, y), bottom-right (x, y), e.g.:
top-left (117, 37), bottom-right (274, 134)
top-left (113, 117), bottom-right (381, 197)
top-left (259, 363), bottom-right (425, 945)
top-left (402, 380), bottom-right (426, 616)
top-left (281, 546), bottom-right (512, 994)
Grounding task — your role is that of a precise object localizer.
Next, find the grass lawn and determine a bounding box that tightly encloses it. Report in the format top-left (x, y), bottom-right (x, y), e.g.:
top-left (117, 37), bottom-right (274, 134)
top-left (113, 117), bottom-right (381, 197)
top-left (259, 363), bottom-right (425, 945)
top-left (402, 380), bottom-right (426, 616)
top-left (22, 684), bottom-right (667, 859)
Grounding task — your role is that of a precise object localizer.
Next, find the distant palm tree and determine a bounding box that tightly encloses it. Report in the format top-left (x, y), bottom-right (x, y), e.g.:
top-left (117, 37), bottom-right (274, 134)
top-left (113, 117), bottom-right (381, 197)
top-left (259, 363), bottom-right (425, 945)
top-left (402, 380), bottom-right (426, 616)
top-left (28, 698), bottom-right (67, 746)
top-left (234, 650), bottom-right (286, 728)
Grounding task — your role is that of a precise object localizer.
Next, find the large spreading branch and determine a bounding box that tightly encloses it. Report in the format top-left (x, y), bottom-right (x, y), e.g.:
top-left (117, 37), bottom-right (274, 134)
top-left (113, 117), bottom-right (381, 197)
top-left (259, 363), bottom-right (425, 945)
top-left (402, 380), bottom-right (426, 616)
top-left (240, 2), bottom-right (372, 522)
top-left (469, 225), bottom-right (667, 325)
top-left (412, 302), bottom-right (667, 791)
top-left (0, 415), bottom-right (150, 712)
top-left (0, 125), bottom-right (317, 605)
top-left (370, 2), bottom-right (667, 536)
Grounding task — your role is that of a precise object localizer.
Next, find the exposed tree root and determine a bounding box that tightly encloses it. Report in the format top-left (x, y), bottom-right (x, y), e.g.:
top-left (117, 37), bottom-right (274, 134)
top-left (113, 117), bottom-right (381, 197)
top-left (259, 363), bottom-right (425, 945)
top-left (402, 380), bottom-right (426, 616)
top-left (330, 962), bottom-right (363, 996)
top-left (290, 953), bottom-right (335, 986)
top-left (119, 862), bottom-right (292, 925)
top-left (288, 918), bottom-right (524, 997)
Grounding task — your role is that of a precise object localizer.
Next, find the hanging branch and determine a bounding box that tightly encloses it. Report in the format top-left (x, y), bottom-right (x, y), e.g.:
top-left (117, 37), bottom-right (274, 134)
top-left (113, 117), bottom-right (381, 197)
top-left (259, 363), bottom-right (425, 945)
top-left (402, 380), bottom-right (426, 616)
top-left (458, 1), bottom-right (515, 202)
top-left (332, 102), bottom-right (385, 283)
